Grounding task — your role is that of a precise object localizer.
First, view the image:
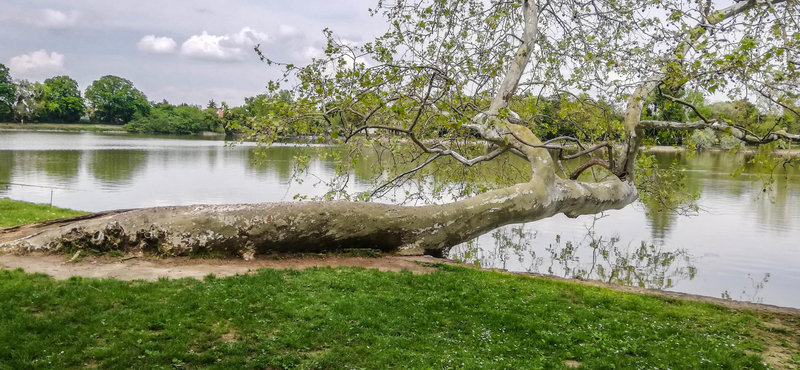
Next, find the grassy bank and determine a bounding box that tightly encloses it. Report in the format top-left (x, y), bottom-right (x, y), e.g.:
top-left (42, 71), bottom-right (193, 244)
top-left (2, 265), bottom-right (799, 370)
top-left (0, 199), bottom-right (87, 228)
top-left (0, 123), bottom-right (126, 133)
top-left (1, 201), bottom-right (799, 369)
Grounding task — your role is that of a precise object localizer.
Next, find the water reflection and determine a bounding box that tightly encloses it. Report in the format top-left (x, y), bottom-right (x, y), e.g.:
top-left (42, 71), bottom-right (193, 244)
top-left (10, 151), bottom-right (82, 183)
top-left (451, 217), bottom-right (697, 290)
top-left (642, 209), bottom-right (676, 242)
top-left (248, 146), bottom-right (297, 182)
top-left (89, 150), bottom-right (147, 185)
top-left (0, 151), bottom-right (12, 185)
top-left (722, 273), bottom-right (771, 304)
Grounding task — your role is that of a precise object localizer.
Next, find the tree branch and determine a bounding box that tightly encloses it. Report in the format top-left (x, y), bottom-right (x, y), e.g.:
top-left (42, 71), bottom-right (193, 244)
top-left (660, 93), bottom-right (712, 123)
top-left (370, 154), bottom-right (442, 198)
top-left (570, 158), bottom-right (612, 180)
top-left (561, 142), bottom-right (611, 160)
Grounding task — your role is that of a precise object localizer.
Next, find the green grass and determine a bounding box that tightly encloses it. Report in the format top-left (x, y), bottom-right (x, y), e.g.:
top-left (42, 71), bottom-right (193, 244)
top-left (0, 199), bottom-right (87, 228)
top-left (0, 123), bottom-right (126, 132)
top-left (0, 265), bottom-right (794, 370)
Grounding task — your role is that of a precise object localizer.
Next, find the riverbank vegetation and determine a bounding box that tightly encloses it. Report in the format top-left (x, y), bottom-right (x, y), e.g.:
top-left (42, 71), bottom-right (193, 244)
top-left (124, 101), bottom-right (225, 134)
top-left (0, 199), bottom-right (86, 228)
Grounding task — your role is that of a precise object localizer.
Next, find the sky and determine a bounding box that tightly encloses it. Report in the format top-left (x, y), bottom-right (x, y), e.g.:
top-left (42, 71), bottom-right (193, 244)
top-left (0, 0), bottom-right (387, 106)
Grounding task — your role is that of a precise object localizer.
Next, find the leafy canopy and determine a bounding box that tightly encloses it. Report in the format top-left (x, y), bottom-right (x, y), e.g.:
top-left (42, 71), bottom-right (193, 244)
top-left (241, 0), bottom-right (800, 205)
top-left (85, 75), bottom-right (150, 124)
top-left (39, 76), bottom-right (85, 123)
top-left (0, 64), bottom-right (16, 122)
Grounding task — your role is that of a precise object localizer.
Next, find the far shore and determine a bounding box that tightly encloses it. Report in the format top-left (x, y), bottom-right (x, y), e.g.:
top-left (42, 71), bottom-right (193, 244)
top-left (3, 125), bottom-right (799, 156)
top-left (646, 145), bottom-right (800, 155)
top-left (0, 123), bottom-right (127, 133)
top-left (0, 123), bottom-right (229, 137)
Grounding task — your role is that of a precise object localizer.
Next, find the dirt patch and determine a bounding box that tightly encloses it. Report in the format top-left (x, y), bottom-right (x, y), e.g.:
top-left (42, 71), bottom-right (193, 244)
top-left (748, 321), bottom-right (800, 370)
top-left (220, 330), bottom-right (236, 343)
top-left (564, 359), bottom-right (582, 368)
top-left (0, 253), bottom-right (440, 281)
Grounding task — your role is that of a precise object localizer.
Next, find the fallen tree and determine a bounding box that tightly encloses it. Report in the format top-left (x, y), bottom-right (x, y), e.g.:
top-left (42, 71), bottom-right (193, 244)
top-left (2, 0), bottom-right (798, 257)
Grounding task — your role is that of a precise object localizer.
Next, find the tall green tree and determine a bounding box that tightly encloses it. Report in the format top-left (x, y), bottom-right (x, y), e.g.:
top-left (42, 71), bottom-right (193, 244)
top-left (40, 76), bottom-right (85, 123)
top-left (0, 64), bottom-right (16, 122)
top-left (84, 76), bottom-right (150, 124)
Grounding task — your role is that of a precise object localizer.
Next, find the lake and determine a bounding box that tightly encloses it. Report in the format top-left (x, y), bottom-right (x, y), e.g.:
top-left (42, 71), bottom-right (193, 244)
top-left (2, 130), bottom-right (799, 308)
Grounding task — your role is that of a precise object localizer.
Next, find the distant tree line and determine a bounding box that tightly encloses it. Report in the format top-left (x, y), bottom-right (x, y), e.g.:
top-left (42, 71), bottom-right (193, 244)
top-left (3, 62), bottom-right (798, 144)
top-left (0, 64), bottom-right (225, 134)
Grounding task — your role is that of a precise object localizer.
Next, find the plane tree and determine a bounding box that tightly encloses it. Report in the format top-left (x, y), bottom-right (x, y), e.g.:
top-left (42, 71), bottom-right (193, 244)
top-left (2, 0), bottom-right (799, 257)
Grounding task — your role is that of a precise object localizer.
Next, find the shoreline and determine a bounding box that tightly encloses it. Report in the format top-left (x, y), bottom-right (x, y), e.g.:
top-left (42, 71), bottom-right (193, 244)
top-left (0, 124), bottom-right (230, 137)
top-left (646, 145), bottom-right (800, 155)
top-left (1, 252), bottom-right (798, 317)
top-left (0, 123), bottom-right (127, 134)
top-left (0, 128), bottom-right (129, 134)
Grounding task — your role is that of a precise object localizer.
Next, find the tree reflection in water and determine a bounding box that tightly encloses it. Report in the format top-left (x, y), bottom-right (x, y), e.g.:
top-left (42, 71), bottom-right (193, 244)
top-left (451, 214), bottom-right (697, 290)
top-left (721, 273), bottom-right (771, 304)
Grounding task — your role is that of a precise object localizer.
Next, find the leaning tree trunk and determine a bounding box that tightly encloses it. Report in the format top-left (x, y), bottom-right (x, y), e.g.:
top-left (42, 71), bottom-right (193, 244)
top-left (1, 0), bottom-right (640, 258)
top-left (0, 134), bottom-right (636, 257)
top-left (0, 124), bottom-right (637, 258)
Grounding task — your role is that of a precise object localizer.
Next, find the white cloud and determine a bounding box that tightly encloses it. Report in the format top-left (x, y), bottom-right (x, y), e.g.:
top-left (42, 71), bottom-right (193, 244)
top-left (8, 50), bottom-right (65, 76)
top-left (138, 25), bottom-right (310, 63)
top-left (31, 9), bottom-right (81, 29)
top-left (180, 27), bottom-right (272, 62)
top-left (180, 32), bottom-right (243, 61)
top-left (137, 35), bottom-right (177, 54)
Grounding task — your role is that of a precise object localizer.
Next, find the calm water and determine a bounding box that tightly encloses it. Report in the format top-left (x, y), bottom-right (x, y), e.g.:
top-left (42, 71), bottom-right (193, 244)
top-left (2, 131), bottom-right (799, 308)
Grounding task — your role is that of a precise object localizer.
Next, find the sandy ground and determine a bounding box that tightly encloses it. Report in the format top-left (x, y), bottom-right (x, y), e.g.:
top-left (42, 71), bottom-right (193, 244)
top-left (2, 253), bottom-right (799, 317)
top-left (0, 254), bottom-right (440, 281)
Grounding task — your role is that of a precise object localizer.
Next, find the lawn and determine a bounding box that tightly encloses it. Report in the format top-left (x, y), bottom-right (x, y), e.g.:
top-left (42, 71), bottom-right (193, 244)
top-left (2, 264), bottom-right (799, 370)
top-left (0, 199), bottom-right (87, 228)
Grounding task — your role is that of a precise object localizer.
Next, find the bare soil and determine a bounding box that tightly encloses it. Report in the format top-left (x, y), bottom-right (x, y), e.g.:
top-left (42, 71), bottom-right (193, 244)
top-left (0, 254), bottom-right (439, 281)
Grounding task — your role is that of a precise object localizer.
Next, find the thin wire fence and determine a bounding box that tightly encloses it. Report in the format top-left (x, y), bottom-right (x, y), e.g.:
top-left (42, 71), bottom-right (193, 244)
top-left (0, 181), bottom-right (91, 207)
